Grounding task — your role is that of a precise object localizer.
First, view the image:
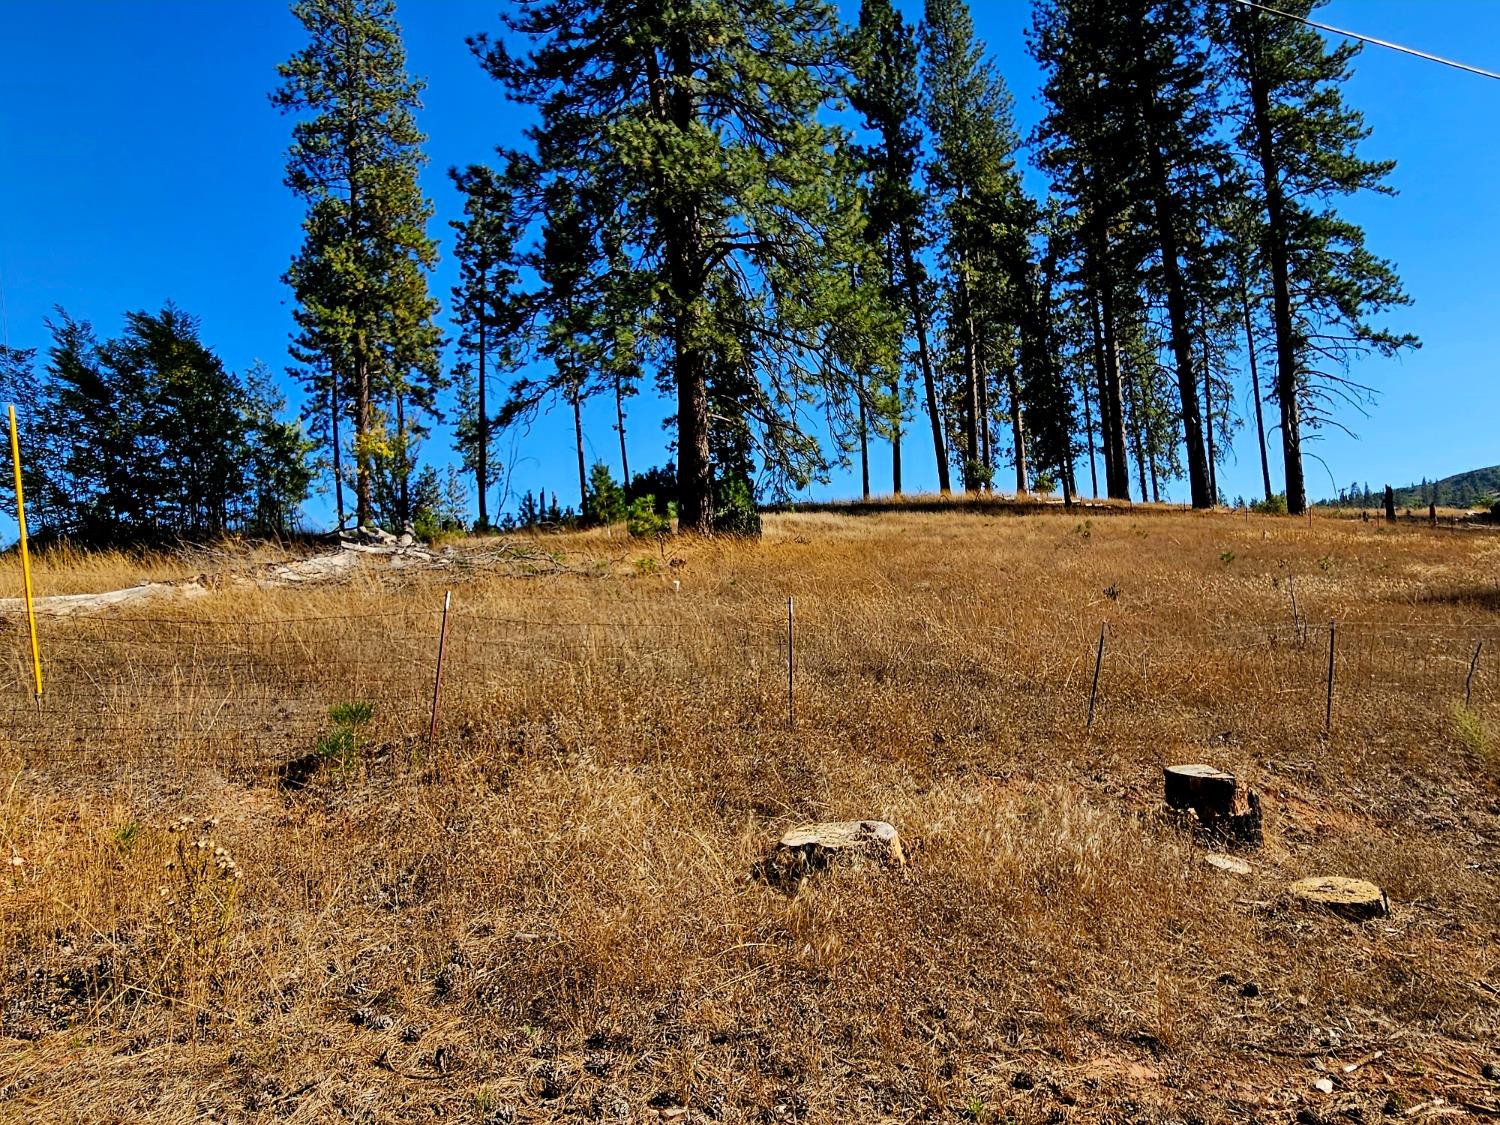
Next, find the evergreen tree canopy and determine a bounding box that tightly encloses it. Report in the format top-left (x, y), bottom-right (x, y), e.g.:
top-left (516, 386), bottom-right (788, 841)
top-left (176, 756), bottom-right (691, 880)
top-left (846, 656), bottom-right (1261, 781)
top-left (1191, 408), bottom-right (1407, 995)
top-left (7, 307), bottom-right (313, 544)
top-left (274, 0), bottom-right (442, 531)
top-left (475, 0), bottom-right (884, 530)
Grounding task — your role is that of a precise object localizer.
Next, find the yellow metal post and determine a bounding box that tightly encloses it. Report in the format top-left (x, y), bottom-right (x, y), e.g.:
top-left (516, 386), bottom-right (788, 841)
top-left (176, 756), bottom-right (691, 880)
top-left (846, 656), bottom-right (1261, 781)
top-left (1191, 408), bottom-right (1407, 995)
top-left (8, 405), bottom-right (43, 700)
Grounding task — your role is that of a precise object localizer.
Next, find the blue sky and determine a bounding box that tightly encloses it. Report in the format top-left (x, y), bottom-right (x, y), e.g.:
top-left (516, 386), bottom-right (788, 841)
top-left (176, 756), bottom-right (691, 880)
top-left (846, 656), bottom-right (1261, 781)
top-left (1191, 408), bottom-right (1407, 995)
top-left (1, 0), bottom-right (1496, 534)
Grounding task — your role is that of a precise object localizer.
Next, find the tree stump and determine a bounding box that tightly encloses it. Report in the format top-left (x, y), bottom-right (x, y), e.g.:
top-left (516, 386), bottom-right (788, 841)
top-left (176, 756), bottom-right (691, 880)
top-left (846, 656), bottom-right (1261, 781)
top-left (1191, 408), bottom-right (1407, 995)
top-left (1164, 765), bottom-right (1262, 847)
top-left (1288, 876), bottom-right (1388, 921)
top-left (1165, 764), bottom-right (1237, 816)
top-left (753, 820), bottom-right (905, 892)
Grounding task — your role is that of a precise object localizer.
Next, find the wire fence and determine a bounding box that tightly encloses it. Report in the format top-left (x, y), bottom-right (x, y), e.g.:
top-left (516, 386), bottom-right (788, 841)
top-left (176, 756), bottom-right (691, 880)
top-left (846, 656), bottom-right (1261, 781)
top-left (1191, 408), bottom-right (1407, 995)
top-left (1, 597), bottom-right (1495, 780)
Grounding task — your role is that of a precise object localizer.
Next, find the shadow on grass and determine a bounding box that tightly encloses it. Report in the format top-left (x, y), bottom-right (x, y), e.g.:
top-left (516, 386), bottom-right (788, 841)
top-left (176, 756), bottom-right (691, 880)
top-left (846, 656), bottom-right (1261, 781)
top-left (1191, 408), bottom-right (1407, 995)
top-left (1412, 585), bottom-right (1500, 612)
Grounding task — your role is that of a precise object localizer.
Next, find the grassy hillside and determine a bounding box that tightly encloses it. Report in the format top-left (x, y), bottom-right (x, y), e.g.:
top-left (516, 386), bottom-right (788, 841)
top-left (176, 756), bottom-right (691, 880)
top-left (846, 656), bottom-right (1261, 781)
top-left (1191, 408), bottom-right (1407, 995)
top-left (3, 509), bottom-right (1499, 1120)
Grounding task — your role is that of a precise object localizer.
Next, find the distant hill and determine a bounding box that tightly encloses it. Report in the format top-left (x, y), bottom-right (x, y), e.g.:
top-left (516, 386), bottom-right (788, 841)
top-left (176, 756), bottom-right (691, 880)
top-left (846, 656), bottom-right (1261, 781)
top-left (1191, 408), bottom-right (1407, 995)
top-left (1319, 465), bottom-right (1500, 510)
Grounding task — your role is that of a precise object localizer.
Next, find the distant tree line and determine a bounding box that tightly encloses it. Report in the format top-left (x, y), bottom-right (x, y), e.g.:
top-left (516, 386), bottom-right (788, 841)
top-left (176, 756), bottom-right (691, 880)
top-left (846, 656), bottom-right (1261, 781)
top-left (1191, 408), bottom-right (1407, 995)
top-left (0, 310), bottom-right (314, 545)
top-left (1319, 467), bottom-right (1500, 511)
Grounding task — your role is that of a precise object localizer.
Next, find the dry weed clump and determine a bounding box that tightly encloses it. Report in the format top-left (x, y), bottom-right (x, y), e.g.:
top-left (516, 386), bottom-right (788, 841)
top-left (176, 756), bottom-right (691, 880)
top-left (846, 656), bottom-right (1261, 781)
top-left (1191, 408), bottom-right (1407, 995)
top-left (1, 506), bottom-right (1499, 1121)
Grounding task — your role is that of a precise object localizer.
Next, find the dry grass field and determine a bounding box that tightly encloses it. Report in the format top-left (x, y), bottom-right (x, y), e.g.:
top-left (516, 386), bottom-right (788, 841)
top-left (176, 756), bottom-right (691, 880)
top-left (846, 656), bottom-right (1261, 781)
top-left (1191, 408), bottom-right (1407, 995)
top-left (2, 504), bottom-right (1499, 1123)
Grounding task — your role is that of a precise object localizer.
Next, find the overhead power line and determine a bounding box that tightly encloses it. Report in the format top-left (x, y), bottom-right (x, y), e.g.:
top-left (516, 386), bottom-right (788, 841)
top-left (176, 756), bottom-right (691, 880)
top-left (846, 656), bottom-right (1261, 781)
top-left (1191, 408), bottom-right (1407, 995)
top-left (1232, 0), bottom-right (1500, 82)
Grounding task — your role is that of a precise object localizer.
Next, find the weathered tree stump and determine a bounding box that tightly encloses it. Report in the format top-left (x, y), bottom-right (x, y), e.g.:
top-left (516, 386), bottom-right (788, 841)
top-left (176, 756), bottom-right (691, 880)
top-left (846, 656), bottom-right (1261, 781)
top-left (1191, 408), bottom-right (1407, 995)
top-left (753, 820), bottom-right (905, 892)
top-left (1165, 764), bottom-right (1237, 816)
top-left (1288, 876), bottom-right (1389, 920)
top-left (1164, 764), bottom-right (1262, 847)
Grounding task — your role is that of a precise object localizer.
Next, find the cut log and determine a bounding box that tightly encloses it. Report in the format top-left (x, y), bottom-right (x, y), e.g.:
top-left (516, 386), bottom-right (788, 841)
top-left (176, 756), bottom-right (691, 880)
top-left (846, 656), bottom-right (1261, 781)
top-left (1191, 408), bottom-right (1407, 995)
top-left (1288, 876), bottom-right (1388, 921)
top-left (754, 820), bottom-right (905, 892)
top-left (1164, 764), bottom-right (1237, 815)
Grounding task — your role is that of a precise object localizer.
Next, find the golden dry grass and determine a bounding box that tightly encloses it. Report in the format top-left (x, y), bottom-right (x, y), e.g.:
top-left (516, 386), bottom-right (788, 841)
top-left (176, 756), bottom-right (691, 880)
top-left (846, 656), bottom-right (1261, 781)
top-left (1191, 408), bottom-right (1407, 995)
top-left (2, 506), bottom-right (1499, 1123)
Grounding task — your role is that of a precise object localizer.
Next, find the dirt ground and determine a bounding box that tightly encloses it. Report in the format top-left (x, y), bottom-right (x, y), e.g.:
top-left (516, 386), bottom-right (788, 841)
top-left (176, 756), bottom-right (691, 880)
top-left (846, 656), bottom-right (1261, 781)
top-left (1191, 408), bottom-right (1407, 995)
top-left (2, 504), bottom-right (1498, 1122)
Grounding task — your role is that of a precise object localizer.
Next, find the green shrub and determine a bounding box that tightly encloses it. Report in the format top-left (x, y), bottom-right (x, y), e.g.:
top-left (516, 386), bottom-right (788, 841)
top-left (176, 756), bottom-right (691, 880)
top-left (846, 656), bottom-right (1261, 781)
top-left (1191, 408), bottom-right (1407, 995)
top-left (629, 464), bottom-right (677, 513)
top-left (627, 495), bottom-right (673, 539)
top-left (712, 476), bottom-right (762, 538)
top-left (1452, 704), bottom-right (1493, 765)
top-left (413, 510), bottom-right (466, 546)
top-left (316, 701), bottom-right (375, 775)
top-left (1250, 493), bottom-right (1288, 515)
top-left (582, 462), bottom-right (628, 526)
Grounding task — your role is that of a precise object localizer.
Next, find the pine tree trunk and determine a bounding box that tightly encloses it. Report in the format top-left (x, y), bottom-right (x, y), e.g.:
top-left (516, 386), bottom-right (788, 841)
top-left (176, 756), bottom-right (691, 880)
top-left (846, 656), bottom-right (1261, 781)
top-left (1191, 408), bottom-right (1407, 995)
top-left (1242, 284), bottom-right (1274, 503)
top-left (858, 388), bottom-right (870, 500)
top-left (1008, 364), bottom-right (1026, 495)
top-left (1135, 74), bottom-right (1210, 508)
top-left (330, 369), bottom-right (345, 530)
top-left (1243, 12), bottom-right (1307, 515)
top-left (652, 38), bottom-right (714, 533)
top-left (355, 349), bottom-right (371, 529)
top-left (476, 286), bottom-right (489, 529)
top-left (1142, 195), bottom-right (1209, 505)
top-left (1088, 289), bottom-right (1116, 499)
top-left (615, 369), bottom-right (630, 493)
top-left (1080, 362), bottom-right (1098, 497)
top-left (1129, 370), bottom-right (1149, 502)
top-left (1097, 283), bottom-right (1131, 501)
top-left (892, 412), bottom-right (902, 495)
top-left (956, 265), bottom-right (981, 494)
top-left (979, 354), bottom-right (993, 492)
top-left (396, 389), bottom-right (409, 527)
top-left (901, 229), bottom-right (949, 494)
top-left (1202, 326), bottom-right (1217, 504)
top-left (572, 378), bottom-right (587, 513)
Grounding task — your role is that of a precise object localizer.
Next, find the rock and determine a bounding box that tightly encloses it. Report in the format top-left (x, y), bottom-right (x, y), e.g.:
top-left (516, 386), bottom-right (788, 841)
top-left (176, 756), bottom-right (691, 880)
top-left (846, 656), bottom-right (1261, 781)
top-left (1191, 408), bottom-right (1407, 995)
top-left (1313, 1077), bottom-right (1335, 1094)
top-left (358, 524), bottom-right (397, 546)
top-left (1205, 852), bottom-right (1252, 875)
top-left (754, 820), bottom-right (905, 891)
top-left (1165, 764), bottom-right (1238, 814)
top-left (1288, 876), bottom-right (1389, 921)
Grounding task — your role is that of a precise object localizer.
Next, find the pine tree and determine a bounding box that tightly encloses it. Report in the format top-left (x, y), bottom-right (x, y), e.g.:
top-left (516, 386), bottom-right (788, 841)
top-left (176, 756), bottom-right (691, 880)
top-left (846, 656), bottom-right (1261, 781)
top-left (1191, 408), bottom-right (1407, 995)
top-left (535, 181), bottom-right (600, 513)
top-left (450, 158), bottom-right (528, 530)
top-left (116, 306), bottom-right (250, 535)
top-left (478, 0), bottom-right (878, 531)
top-left (848, 0), bottom-right (945, 494)
top-left (242, 363), bottom-right (318, 536)
top-left (274, 0), bottom-right (442, 532)
top-left (0, 344), bottom-right (60, 535)
top-left (42, 310), bottom-right (148, 537)
top-left (923, 0), bottom-right (1037, 495)
top-left (1033, 0), bottom-right (1230, 508)
top-left (27, 308), bottom-right (312, 542)
top-left (1224, 0), bottom-right (1417, 515)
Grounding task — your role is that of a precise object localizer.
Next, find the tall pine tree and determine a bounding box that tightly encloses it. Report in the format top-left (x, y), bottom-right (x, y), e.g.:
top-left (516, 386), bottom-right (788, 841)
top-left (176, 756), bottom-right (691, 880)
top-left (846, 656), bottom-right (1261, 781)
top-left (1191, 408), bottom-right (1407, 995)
top-left (477, 0), bottom-right (880, 531)
top-left (274, 0), bottom-right (441, 532)
top-left (848, 0), bottom-right (945, 494)
top-left (450, 158), bottom-right (528, 530)
top-left (1224, 0), bottom-right (1416, 515)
